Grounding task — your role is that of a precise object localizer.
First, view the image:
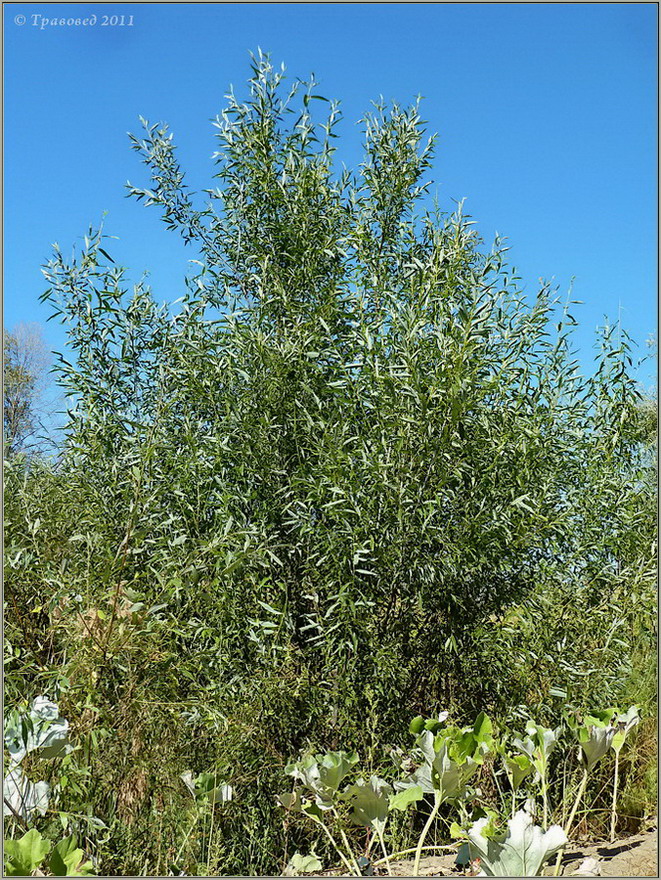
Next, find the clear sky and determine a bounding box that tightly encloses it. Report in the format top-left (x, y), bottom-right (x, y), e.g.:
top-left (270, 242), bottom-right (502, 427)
top-left (4, 2), bottom-right (658, 385)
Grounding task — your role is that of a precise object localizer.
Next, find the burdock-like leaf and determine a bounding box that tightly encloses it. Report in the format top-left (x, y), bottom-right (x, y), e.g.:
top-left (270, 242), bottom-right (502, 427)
top-left (467, 809), bottom-right (567, 876)
top-left (49, 836), bottom-right (97, 876)
top-left (502, 753), bottom-right (534, 791)
top-left (432, 740), bottom-right (477, 800)
top-left (342, 775), bottom-right (392, 832)
top-left (395, 720), bottom-right (486, 804)
top-left (277, 790), bottom-right (302, 811)
top-left (317, 750), bottom-right (359, 792)
top-left (409, 711), bottom-right (449, 735)
top-left (3, 767), bottom-right (50, 820)
top-left (389, 784), bottom-right (424, 811)
top-left (4, 697), bottom-right (71, 763)
top-left (4, 709), bottom-right (32, 764)
top-left (612, 706), bottom-right (640, 754)
top-left (473, 713), bottom-right (494, 749)
top-left (4, 828), bottom-right (52, 876)
top-left (180, 770), bottom-right (233, 804)
top-left (31, 695), bottom-right (60, 722)
top-left (511, 734), bottom-right (535, 761)
top-left (180, 770), bottom-right (196, 797)
top-left (512, 722), bottom-right (557, 780)
top-left (285, 750), bottom-right (358, 807)
top-left (284, 852), bottom-right (323, 876)
top-left (578, 723), bottom-right (616, 769)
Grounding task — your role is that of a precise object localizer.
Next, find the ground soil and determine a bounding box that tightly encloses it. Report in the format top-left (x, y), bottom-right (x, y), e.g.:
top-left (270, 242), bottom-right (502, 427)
top-left (560, 829), bottom-right (658, 877)
top-left (316, 827), bottom-right (658, 878)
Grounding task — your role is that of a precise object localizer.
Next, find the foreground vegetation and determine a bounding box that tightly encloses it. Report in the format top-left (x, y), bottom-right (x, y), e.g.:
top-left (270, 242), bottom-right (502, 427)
top-left (4, 54), bottom-right (656, 876)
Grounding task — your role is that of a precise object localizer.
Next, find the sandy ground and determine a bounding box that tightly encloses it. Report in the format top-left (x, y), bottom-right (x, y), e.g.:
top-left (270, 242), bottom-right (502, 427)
top-left (562, 829), bottom-right (658, 877)
top-left (315, 828), bottom-right (657, 878)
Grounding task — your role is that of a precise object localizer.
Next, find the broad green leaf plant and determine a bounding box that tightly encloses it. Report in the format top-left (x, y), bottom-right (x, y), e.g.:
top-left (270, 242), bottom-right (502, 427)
top-left (553, 706), bottom-right (641, 875)
top-left (466, 808), bottom-right (567, 877)
top-left (610, 706), bottom-right (640, 841)
top-left (395, 712), bottom-right (495, 874)
top-left (3, 697), bottom-right (71, 822)
top-left (511, 721), bottom-right (558, 828)
top-left (280, 750), bottom-right (361, 875)
top-left (283, 851), bottom-right (323, 876)
top-left (279, 706), bottom-right (644, 877)
top-left (279, 713), bottom-right (501, 876)
top-left (3, 700), bottom-right (98, 876)
top-left (4, 829), bottom-right (96, 877)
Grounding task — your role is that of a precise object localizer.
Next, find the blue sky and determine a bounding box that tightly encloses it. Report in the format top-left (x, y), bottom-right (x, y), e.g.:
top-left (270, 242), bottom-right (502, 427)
top-left (4, 2), bottom-right (658, 386)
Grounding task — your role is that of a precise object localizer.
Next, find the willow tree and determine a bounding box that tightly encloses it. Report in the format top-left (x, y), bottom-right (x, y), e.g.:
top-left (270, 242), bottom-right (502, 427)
top-left (36, 53), bottom-right (653, 720)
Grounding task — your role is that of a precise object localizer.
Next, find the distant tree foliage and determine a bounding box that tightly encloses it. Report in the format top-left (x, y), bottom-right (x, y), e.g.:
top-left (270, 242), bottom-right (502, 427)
top-left (3, 323), bottom-right (51, 457)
